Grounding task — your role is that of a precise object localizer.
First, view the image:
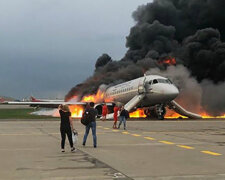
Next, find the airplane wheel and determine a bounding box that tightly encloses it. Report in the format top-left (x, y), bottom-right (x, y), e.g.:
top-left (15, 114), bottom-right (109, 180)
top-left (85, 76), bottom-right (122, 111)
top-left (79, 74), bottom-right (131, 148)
top-left (155, 105), bottom-right (166, 120)
top-left (145, 105), bottom-right (166, 120)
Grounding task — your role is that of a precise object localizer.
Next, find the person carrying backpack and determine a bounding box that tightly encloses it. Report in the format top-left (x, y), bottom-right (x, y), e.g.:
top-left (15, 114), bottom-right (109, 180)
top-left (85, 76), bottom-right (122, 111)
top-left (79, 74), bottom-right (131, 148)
top-left (82, 102), bottom-right (98, 148)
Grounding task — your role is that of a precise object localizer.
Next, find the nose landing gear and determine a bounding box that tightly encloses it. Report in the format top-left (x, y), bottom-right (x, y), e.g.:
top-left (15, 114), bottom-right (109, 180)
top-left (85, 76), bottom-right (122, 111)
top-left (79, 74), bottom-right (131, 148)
top-left (144, 104), bottom-right (166, 120)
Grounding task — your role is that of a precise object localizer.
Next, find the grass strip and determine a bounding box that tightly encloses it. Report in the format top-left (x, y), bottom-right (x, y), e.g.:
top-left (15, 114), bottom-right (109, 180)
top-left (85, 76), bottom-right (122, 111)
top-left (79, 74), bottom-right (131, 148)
top-left (0, 108), bottom-right (58, 119)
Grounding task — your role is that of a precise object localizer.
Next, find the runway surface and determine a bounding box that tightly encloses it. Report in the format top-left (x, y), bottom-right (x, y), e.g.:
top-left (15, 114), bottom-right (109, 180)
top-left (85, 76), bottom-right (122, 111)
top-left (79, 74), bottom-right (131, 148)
top-left (0, 119), bottom-right (225, 180)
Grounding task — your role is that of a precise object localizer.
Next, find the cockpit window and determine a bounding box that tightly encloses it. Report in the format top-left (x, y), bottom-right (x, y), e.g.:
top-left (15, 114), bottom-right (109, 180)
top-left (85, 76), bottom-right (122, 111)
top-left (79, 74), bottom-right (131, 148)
top-left (154, 79), bottom-right (173, 84)
top-left (167, 79), bottom-right (173, 84)
top-left (157, 79), bottom-right (166, 83)
top-left (151, 78), bottom-right (173, 85)
top-left (153, 79), bottom-right (158, 84)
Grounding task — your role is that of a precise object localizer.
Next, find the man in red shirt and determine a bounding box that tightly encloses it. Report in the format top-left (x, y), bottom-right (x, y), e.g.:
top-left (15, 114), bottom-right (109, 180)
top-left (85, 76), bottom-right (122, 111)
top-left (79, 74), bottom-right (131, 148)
top-left (113, 105), bottom-right (120, 129)
top-left (102, 103), bottom-right (108, 121)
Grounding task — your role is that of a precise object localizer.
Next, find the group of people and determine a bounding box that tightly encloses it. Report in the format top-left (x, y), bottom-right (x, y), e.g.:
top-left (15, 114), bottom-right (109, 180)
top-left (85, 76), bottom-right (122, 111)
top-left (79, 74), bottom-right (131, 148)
top-left (102, 103), bottom-right (129, 129)
top-left (58, 102), bottom-right (129, 152)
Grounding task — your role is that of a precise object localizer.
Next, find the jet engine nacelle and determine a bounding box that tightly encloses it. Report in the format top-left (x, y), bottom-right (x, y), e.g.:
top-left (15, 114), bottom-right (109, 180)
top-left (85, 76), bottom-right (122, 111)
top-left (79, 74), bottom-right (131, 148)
top-left (94, 103), bottom-right (115, 118)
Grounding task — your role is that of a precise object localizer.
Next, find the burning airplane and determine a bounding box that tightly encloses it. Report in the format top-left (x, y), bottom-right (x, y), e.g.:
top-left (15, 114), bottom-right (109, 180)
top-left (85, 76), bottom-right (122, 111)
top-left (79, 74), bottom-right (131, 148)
top-left (4, 0), bottom-right (225, 119)
top-left (65, 0), bottom-right (225, 118)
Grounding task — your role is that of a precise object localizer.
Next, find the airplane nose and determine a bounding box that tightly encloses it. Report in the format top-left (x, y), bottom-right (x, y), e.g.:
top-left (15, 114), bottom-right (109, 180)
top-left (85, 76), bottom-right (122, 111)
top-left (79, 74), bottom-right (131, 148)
top-left (169, 86), bottom-right (179, 98)
top-left (168, 86), bottom-right (179, 98)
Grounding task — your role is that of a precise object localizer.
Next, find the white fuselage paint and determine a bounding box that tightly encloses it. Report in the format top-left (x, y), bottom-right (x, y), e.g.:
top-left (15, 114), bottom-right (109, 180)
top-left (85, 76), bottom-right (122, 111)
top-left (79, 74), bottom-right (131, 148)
top-left (104, 75), bottom-right (179, 108)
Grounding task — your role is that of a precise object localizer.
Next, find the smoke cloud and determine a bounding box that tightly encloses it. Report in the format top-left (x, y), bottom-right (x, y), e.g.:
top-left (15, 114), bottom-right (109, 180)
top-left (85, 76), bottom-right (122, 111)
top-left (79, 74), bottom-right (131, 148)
top-left (146, 65), bottom-right (203, 114)
top-left (66, 0), bottom-right (225, 115)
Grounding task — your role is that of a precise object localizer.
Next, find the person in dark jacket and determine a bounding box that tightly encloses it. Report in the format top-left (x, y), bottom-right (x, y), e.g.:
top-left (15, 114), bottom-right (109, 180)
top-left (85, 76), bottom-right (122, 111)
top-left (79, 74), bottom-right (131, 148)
top-left (118, 105), bottom-right (128, 130)
top-left (58, 104), bottom-right (75, 152)
top-left (82, 102), bottom-right (98, 148)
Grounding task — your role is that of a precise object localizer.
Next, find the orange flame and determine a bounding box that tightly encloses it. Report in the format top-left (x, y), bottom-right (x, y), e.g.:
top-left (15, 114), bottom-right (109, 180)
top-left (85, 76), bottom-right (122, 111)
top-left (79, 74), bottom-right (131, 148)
top-left (200, 112), bottom-right (225, 119)
top-left (129, 109), bottom-right (146, 118)
top-left (68, 90), bottom-right (105, 118)
top-left (81, 90), bottom-right (105, 103)
top-left (159, 57), bottom-right (176, 65)
top-left (129, 108), bottom-right (225, 119)
top-left (165, 109), bottom-right (225, 119)
top-left (69, 105), bottom-right (84, 118)
top-left (67, 89), bottom-right (225, 119)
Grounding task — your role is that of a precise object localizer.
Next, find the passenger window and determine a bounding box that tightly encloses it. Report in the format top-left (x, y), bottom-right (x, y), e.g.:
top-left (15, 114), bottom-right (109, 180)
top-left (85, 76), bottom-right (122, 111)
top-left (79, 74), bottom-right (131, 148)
top-left (153, 79), bottom-right (158, 84)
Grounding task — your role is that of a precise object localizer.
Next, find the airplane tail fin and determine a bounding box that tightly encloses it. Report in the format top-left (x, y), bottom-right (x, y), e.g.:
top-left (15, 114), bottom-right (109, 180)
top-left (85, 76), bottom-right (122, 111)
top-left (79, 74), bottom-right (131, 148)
top-left (0, 98), bottom-right (5, 103)
top-left (30, 96), bottom-right (40, 102)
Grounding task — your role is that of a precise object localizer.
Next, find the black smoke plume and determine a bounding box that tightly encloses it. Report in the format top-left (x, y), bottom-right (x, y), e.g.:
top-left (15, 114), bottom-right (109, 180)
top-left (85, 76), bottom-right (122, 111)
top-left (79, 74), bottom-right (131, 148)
top-left (66, 0), bottom-right (225, 115)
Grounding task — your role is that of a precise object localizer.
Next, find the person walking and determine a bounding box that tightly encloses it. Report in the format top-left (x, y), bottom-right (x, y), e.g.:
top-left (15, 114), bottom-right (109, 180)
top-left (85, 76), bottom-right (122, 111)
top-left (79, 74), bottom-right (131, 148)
top-left (82, 102), bottom-right (98, 148)
top-left (58, 104), bottom-right (76, 152)
top-left (102, 103), bottom-right (108, 121)
top-left (113, 105), bottom-right (120, 129)
top-left (118, 106), bottom-right (129, 130)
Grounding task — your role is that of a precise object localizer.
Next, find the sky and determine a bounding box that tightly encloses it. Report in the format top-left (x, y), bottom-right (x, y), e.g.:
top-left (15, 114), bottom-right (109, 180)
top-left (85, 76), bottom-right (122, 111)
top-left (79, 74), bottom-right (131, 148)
top-left (0, 0), bottom-right (151, 99)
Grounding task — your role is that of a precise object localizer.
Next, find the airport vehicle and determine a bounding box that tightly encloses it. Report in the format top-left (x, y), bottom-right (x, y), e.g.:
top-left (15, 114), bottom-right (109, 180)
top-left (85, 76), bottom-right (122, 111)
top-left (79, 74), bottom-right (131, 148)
top-left (4, 75), bottom-right (201, 119)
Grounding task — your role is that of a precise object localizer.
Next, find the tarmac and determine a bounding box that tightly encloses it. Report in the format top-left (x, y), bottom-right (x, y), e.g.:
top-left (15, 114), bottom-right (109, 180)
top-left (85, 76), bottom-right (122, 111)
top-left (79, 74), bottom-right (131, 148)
top-left (1, 119), bottom-right (225, 180)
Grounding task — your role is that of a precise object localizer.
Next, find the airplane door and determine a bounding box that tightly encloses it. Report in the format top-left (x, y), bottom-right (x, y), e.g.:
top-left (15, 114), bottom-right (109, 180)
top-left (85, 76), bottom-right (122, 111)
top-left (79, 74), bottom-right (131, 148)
top-left (138, 76), bottom-right (146, 94)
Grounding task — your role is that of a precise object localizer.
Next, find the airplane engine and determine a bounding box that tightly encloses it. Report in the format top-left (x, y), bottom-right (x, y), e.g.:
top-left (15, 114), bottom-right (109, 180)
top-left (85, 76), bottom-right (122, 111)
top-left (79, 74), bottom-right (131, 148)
top-left (95, 105), bottom-right (102, 117)
top-left (94, 103), bottom-right (115, 118)
top-left (144, 104), bottom-right (166, 120)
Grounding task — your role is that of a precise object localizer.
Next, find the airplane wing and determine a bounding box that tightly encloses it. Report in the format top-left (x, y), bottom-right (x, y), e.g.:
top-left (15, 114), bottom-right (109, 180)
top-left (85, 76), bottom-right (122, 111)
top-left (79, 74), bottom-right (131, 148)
top-left (3, 101), bottom-right (87, 108)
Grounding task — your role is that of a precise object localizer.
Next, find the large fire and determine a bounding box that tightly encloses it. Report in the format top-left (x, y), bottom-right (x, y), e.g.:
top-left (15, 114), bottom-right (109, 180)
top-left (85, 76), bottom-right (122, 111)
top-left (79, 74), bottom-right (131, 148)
top-left (129, 109), bottom-right (146, 118)
top-left (199, 112), bottom-right (225, 119)
top-left (68, 89), bottom-right (225, 119)
top-left (68, 90), bottom-right (105, 118)
top-left (81, 90), bottom-right (105, 103)
top-left (129, 109), bottom-right (225, 119)
top-left (69, 105), bottom-right (84, 118)
top-left (165, 109), bottom-right (225, 119)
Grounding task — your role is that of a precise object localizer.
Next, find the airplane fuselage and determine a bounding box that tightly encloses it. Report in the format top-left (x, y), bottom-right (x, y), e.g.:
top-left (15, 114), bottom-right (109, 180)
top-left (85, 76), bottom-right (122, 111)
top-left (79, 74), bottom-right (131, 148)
top-left (104, 75), bottom-right (179, 108)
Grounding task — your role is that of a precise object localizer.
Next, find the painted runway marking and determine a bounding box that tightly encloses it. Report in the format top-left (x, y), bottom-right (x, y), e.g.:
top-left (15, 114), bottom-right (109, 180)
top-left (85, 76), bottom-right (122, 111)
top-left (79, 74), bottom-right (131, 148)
top-left (97, 126), bottom-right (103, 128)
top-left (201, 151), bottom-right (222, 156)
top-left (144, 137), bottom-right (156, 140)
top-left (122, 132), bottom-right (130, 134)
top-left (131, 134), bottom-right (141, 137)
top-left (159, 141), bottom-right (175, 145)
top-left (112, 130), bottom-right (120, 132)
top-left (177, 145), bottom-right (194, 149)
top-left (100, 126), bottom-right (223, 156)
